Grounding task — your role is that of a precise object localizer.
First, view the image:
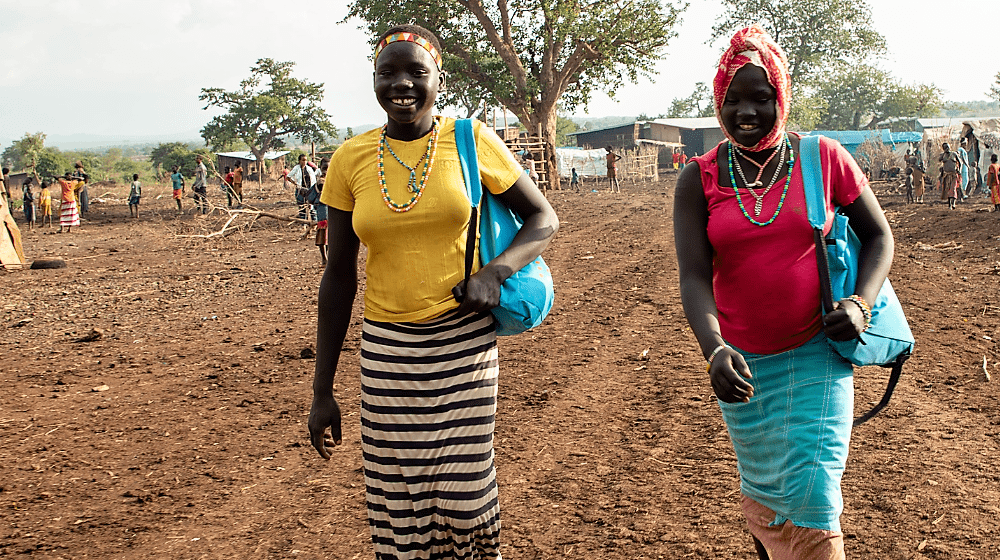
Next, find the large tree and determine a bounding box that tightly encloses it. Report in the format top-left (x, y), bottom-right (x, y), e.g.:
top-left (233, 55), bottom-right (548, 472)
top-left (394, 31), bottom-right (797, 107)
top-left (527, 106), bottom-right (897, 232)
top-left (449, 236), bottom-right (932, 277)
top-left (200, 59), bottom-right (337, 181)
top-left (711, 0), bottom-right (886, 84)
top-left (814, 63), bottom-right (943, 130)
top-left (344, 0), bottom-right (686, 189)
top-left (665, 82), bottom-right (713, 118)
top-left (1, 132), bottom-right (46, 173)
top-left (989, 71), bottom-right (1000, 103)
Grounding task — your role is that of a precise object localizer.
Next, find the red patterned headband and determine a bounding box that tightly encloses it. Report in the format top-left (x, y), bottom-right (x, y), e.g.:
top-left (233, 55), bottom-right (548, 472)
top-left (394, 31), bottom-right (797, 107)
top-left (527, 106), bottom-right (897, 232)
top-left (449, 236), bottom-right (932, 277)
top-left (374, 31), bottom-right (443, 70)
top-left (713, 25), bottom-right (791, 151)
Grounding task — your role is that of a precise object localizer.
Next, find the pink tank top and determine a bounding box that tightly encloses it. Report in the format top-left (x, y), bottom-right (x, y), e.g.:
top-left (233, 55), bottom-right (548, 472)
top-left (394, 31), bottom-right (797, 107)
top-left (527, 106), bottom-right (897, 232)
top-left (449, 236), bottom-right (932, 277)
top-left (692, 135), bottom-right (866, 354)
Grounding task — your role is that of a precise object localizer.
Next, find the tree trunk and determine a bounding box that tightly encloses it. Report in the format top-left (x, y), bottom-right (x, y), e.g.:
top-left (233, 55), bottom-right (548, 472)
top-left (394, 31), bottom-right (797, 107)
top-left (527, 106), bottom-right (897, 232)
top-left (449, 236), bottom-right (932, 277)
top-left (519, 103), bottom-right (561, 192)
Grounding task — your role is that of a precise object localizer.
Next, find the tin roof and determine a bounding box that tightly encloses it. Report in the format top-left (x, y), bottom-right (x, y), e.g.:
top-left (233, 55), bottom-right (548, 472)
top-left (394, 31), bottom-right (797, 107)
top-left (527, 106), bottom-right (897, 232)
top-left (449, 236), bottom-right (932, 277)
top-left (214, 151), bottom-right (291, 161)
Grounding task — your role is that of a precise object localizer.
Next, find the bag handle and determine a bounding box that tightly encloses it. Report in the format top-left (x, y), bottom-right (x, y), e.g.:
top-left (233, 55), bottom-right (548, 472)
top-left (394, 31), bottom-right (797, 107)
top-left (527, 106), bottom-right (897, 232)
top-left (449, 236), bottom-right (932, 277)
top-left (800, 135), bottom-right (836, 315)
top-left (455, 118), bottom-right (481, 302)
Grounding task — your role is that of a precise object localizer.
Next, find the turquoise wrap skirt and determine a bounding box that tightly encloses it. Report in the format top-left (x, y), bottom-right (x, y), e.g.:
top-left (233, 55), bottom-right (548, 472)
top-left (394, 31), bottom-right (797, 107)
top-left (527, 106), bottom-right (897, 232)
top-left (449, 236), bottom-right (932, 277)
top-left (719, 334), bottom-right (854, 532)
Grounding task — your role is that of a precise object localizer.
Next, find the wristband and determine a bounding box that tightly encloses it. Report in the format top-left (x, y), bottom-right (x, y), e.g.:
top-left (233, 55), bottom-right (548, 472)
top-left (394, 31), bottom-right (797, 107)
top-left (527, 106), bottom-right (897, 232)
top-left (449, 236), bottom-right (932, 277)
top-left (845, 294), bottom-right (872, 331)
top-left (706, 343), bottom-right (729, 372)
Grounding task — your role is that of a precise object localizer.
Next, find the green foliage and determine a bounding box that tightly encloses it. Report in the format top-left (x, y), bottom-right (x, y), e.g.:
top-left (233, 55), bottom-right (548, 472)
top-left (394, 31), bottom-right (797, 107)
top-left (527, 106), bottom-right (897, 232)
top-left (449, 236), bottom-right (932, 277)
top-left (200, 58), bottom-right (338, 167)
top-left (149, 142), bottom-right (212, 177)
top-left (665, 82), bottom-right (713, 118)
top-left (812, 63), bottom-right (942, 130)
top-left (555, 115), bottom-right (579, 147)
top-left (35, 149), bottom-right (72, 179)
top-left (987, 72), bottom-right (1000, 103)
top-left (2, 132), bottom-right (47, 172)
top-left (941, 100), bottom-right (1000, 118)
top-left (711, 0), bottom-right (886, 83)
top-left (344, 0), bottom-right (686, 187)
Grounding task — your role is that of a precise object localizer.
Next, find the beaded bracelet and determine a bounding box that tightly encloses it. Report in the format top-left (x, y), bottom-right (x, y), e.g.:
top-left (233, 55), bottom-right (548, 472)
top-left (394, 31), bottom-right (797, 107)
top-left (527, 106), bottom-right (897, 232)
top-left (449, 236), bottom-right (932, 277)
top-left (705, 344), bottom-right (729, 372)
top-left (845, 295), bottom-right (872, 332)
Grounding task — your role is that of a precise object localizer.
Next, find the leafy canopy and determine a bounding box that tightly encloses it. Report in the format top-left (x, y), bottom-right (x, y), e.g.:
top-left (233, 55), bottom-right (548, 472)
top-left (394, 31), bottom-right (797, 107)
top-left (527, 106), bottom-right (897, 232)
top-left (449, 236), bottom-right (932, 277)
top-left (711, 0), bottom-right (886, 83)
top-left (200, 59), bottom-right (337, 162)
top-left (990, 72), bottom-right (1000, 103)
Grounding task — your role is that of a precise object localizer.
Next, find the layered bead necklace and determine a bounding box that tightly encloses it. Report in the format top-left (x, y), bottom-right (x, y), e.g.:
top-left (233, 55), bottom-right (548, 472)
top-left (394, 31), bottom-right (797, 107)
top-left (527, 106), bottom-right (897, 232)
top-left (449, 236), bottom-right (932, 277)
top-left (377, 116), bottom-right (441, 213)
top-left (727, 134), bottom-right (794, 226)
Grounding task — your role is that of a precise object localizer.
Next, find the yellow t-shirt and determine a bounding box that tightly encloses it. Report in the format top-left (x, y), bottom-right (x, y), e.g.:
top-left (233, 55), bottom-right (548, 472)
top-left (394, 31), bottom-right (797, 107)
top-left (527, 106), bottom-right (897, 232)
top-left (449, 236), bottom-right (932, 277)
top-left (322, 117), bottom-right (524, 323)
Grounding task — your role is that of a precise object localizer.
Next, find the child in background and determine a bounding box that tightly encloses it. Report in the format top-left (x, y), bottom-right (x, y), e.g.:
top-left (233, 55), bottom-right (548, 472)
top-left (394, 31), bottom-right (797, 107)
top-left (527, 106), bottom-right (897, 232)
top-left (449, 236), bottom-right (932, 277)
top-left (38, 181), bottom-right (52, 227)
top-left (987, 153), bottom-right (1000, 212)
top-left (571, 167), bottom-right (580, 191)
top-left (21, 178), bottom-right (36, 229)
top-left (232, 162), bottom-right (244, 208)
top-left (170, 166), bottom-right (185, 212)
top-left (904, 167), bottom-right (914, 204)
top-left (223, 166), bottom-right (235, 207)
top-left (129, 173), bottom-right (142, 218)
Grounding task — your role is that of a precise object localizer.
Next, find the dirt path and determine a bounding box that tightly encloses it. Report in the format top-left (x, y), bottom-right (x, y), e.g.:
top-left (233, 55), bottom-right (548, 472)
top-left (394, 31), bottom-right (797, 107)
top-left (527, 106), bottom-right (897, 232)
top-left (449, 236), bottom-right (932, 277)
top-left (1, 178), bottom-right (999, 559)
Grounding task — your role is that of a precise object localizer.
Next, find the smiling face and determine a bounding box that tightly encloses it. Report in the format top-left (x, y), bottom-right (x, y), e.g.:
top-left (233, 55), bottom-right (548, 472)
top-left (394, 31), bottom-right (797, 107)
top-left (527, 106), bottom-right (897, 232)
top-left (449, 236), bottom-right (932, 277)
top-left (374, 41), bottom-right (445, 139)
top-left (719, 64), bottom-right (777, 149)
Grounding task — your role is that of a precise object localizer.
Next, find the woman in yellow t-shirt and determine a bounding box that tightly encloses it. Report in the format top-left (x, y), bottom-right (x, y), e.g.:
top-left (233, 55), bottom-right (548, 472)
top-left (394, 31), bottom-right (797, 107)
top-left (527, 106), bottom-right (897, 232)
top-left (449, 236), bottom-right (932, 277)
top-left (308, 24), bottom-right (558, 560)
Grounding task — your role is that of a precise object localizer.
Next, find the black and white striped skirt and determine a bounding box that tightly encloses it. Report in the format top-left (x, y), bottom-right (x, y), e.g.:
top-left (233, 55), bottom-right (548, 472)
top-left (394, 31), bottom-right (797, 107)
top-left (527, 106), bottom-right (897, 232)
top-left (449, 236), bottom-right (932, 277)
top-left (360, 311), bottom-right (502, 560)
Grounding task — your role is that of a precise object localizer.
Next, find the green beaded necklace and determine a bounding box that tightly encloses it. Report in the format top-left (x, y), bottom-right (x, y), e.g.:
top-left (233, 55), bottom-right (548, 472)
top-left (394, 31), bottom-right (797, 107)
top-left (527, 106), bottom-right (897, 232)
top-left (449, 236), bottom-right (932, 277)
top-left (376, 117), bottom-right (440, 213)
top-left (727, 134), bottom-right (794, 227)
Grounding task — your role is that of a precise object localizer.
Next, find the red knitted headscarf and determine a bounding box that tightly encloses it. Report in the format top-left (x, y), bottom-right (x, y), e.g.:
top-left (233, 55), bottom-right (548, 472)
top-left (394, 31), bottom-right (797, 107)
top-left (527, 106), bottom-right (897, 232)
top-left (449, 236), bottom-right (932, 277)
top-left (713, 25), bottom-right (791, 152)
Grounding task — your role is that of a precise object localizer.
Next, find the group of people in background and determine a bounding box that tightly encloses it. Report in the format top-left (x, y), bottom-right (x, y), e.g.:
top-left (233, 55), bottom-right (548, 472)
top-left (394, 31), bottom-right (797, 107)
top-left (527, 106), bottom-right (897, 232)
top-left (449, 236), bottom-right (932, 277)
top-left (2, 162), bottom-right (89, 233)
top-left (903, 138), bottom-right (1000, 211)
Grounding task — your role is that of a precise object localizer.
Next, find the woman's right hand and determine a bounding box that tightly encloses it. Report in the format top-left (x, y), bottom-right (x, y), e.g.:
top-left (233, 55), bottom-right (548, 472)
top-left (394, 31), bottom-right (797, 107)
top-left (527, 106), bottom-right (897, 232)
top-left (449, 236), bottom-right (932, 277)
top-left (308, 395), bottom-right (342, 460)
top-left (708, 348), bottom-right (755, 403)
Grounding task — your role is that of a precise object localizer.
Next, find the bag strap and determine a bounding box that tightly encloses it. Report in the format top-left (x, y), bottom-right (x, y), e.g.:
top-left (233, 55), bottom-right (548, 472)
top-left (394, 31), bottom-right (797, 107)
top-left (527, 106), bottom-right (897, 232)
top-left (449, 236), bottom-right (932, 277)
top-left (800, 135), bottom-right (836, 315)
top-left (455, 118), bottom-right (480, 301)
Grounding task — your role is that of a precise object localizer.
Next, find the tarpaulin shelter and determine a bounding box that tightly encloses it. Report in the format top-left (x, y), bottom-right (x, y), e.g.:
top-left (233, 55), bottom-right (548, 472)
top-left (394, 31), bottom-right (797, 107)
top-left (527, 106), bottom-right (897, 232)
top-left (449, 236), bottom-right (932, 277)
top-left (0, 189), bottom-right (26, 269)
top-left (801, 130), bottom-right (922, 156)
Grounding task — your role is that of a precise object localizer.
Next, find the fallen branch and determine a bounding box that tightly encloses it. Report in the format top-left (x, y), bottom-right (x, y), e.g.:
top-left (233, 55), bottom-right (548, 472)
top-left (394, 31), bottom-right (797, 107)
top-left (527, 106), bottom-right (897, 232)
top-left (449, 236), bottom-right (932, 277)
top-left (984, 356), bottom-right (991, 382)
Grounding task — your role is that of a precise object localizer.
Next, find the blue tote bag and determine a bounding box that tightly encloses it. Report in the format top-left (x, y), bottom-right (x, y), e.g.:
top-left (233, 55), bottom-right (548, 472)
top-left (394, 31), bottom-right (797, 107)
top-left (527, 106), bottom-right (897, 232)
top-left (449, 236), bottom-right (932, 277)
top-left (454, 118), bottom-right (554, 336)
top-left (800, 135), bottom-right (915, 425)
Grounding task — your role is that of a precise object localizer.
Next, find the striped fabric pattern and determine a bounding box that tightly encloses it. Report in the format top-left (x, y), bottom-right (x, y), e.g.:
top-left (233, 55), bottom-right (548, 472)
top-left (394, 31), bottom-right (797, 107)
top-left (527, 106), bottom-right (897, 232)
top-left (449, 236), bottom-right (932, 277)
top-left (360, 311), bottom-right (502, 560)
top-left (59, 200), bottom-right (80, 228)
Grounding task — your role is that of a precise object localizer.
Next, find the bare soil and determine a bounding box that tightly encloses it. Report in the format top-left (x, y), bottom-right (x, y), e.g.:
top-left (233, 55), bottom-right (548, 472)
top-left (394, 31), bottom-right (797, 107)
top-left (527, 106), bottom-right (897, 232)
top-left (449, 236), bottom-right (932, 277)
top-left (2, 176), bottom-right (999, 559)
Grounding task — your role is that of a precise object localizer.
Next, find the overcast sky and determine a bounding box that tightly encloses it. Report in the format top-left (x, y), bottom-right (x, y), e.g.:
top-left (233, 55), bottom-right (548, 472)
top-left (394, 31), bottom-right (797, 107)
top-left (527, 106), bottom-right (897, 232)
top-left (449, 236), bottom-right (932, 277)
top-left (1, 0), bottom-right (996, 149)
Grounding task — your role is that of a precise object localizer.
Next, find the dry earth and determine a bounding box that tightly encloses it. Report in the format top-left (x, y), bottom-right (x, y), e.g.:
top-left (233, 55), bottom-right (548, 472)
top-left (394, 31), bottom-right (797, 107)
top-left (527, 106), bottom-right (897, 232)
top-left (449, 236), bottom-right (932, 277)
top-left (1, 174), bottom-right (999, 559)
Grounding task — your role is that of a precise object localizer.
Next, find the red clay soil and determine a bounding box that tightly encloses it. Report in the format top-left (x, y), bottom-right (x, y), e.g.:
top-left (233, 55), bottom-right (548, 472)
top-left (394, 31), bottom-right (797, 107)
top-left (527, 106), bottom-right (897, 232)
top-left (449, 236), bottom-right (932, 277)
top-left (1, 176), bottom-right (999, 559)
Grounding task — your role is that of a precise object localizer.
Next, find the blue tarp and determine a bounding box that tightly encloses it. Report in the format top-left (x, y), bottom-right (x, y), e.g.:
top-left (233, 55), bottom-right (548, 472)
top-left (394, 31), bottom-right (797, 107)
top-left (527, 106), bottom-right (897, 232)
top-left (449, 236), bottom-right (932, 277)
top-left (801, 130), bottom-right (922, 155)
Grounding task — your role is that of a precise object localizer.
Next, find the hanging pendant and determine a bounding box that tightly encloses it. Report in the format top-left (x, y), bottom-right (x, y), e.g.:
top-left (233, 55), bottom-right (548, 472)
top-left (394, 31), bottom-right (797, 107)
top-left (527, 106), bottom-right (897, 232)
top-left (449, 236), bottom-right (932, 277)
top-left (408, 170), bottom-right (418, 192)
top-left (754, 199), bottom-right (763, 216)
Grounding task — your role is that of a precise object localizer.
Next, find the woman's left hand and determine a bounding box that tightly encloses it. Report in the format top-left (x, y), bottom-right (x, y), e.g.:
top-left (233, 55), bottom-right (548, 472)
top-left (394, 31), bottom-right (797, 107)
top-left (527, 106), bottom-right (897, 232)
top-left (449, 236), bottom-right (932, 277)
top-left (452, 265), bottom-right (505, 316)
top-left (822, 299), bottom-right (866, 341)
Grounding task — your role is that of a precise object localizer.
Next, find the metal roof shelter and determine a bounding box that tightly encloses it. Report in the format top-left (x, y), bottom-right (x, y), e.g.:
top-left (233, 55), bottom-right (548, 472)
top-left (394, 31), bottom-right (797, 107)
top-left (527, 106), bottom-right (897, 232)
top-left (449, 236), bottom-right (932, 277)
top-left (214, 151), bottom-right (291, 179)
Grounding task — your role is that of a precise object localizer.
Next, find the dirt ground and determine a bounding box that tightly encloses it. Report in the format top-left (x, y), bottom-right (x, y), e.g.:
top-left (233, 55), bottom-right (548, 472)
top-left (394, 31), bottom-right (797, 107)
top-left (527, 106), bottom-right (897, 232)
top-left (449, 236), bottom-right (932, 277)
top-left (2, 173), bottom-right (999, 560)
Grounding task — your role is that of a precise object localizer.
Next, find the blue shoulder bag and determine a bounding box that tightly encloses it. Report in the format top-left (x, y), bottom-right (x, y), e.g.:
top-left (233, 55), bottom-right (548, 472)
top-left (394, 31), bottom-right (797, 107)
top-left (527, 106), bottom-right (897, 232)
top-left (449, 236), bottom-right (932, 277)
top-left (800, 135), bottom-right (915, 426)
top-left (454, 118), bottom-right (554, 336)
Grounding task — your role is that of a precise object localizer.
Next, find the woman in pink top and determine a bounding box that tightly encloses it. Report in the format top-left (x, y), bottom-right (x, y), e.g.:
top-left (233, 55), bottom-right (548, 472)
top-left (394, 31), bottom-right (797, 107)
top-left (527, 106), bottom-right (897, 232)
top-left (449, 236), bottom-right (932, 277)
top-left (673, 26), bottom-right (895, 560)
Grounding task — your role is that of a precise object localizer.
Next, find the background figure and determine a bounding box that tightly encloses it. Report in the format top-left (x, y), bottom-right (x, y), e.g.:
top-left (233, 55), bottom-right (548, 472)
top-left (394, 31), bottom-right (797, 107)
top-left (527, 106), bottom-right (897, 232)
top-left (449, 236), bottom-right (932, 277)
top-left (222, 166), bottom-right (235, 207)
top-left (21, 178), bottom-right (36, 229)
top-left (571, 167), bottom-right (580, 191)
top-left (313, 160), bottom-right (328, 265)
top-left (958, 139), bottom-right (970, 199)
top-left (605, 145), bottom-right (622, 192)
top-left (939, 143), bottom-right (961, 203)
top-left (170, 166), bottom-right (185, 212)
top-left (73, 162), bottom-right (89, 215)
top-left (232, 162), bottom-right (244, 208)
top-left (192, 155), bottom-right (209, 214)
top-left (284, 154), bottom-right (318, 223)
top-left (38, 181), bottom-right (53, 227)
top-left (129, 173), bottom-right (142, 218)
top-left (1, 167), bottom-right (10, 205)
top-left (904, 167), bottom-right (914, 203)
top-left (906, 149), bottom-right (925, 203)
top-left (56, 173), bottom-right (80, 233)
top-left (988, 154), bottom-right (1000, 212)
